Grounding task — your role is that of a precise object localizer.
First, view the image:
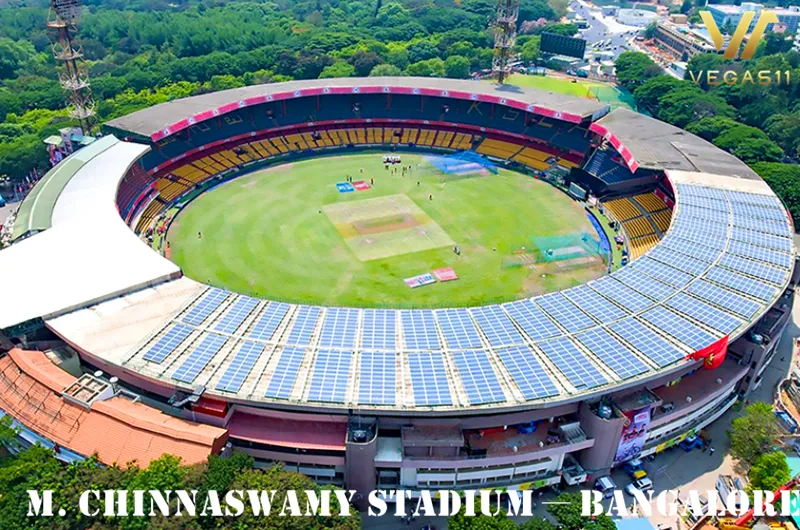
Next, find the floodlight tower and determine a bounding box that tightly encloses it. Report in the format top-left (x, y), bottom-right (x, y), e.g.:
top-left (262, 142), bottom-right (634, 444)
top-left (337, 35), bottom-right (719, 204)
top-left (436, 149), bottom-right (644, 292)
top-left (48, 0), bottom-right (95, 134)
top-left (491, 0), bottom-right (521, 85)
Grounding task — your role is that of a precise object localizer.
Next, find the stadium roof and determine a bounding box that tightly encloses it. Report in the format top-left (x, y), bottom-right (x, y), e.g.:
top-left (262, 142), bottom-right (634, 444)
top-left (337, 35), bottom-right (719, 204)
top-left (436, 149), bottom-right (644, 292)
top-left (593, 108), bottom-right (759, 179)
top-left (104, 77), bottom-right (610, 141)
top-left (0, 137), bottom-right (180, 329)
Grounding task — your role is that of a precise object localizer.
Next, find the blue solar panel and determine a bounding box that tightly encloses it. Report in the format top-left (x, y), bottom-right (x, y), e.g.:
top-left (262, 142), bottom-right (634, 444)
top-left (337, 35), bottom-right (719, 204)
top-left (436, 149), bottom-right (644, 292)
top-left (727, 190), bottom-right (782, 209)
top-left (666, 293), bottom-right (743, 335)
top-left (561, 285), bottom-right (629, 323)
top-left (318, 308), bottom-right (359, 349)
top-left (436, 309), bottom-right (482, 350)
top-left (265, 346), bottom-right (306, 399)
top-left (732, 215), bottom-right (789, 237)
top-left (731, 202), bottom-right (786, 222)
top-left (678, 184), bottom-right (726, 201)
top-left (358, 351), bottom-right (396, 405)
top-left (534, 292), bottom-right (596, 332)
top-left (495, 346), bottom-right (559, 400)
top-left (307, 349), bottom-right (352, 403)
top-left (216, 341), bottom-right (266, 393)
top-left (361, 310), bottom-right (397, 350)
top-left (640, 306), bottom-right (717, 351)
top-left (688, 279), bottom-right (761, 319)
top-left (408, 352), bottom-right (451, 406)
top-left (661, 237), bottom-right (721, 263)
top-left (575, 327), bottom-right (648, 379)
top-left (143, 324), bottom-right (193, 363)
top-left (248, 302), bottom-right (290, 341)
top-left (588, 276), bottom-right (653, 313)
top-left (705, 266), bottom-right (776, 302)
top-left (214, 296), bottom-right (259, 334)
top-left (610, 318), bottom-right (684, 367)
top-left (400, 310), bottom-right (440, 350)
top-left (648, 246), bottom-right (708, 276)
top-left (728, 241), bottom-right (792, 270)
top-left (670, 226), bottom-right (726, 250)
top-left (718, 254), bottom-right (787, 286)
top-left (537, 337), bottom-right (608, 390)
top-left (285, 306), bottom-right (322, 347)
top-left (182, 289), bottom-right (230, 326)
top-left (503, 300), bottom-right (561, 341)
top-left (636, 257), bottom-right (693, 288)
top-left (451, 350), bottom-right (505, 405)
top-left (172, 333), bottom-right (227, 383)
top-left (469, 305), bottom-right (526, 347)
top-left (679, 194), bottom-right (728, 212)
top-left (731, 227), bottom-right (792, 253)
top-left (613, 266), bottom-right (675, 301)
top-left (680, 204), bottom-right (729, 224)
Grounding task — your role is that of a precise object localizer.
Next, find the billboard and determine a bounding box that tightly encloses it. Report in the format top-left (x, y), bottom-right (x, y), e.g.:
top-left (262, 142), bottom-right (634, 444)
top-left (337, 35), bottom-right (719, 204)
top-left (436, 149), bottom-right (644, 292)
top-left (614, 407), bottom-right (651, 464)
top-left (540, 32), bottom-right (587, 59)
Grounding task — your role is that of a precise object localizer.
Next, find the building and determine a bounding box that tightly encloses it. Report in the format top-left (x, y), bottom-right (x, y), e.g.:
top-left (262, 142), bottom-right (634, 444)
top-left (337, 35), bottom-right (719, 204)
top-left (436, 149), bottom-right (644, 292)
top-left (617, 8), bottom-right (659, 27)
top-left (654, 22), bottom-right (717, 59)
top-left (0, 79), bottom-right (795, 509)
top-left (707, 3), bottom-right (800, 35)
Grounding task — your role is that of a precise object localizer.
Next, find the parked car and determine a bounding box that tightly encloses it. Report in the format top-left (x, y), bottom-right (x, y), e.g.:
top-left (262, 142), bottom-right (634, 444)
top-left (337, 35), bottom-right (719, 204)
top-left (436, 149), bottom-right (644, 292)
top-left (623, 458), bottom-right (647, 479)
top-left (678, 434), bottom-right (704, 451)
top-left (625, 477), bottom-right (654, 496)
top-left (595, 476), bottom-right (617, 499)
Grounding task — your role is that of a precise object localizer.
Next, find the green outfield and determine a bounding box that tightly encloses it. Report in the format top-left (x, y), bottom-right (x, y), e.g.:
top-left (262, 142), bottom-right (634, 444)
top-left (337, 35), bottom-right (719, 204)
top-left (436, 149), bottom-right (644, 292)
top-left (167, 153), bottom-right (605, 307)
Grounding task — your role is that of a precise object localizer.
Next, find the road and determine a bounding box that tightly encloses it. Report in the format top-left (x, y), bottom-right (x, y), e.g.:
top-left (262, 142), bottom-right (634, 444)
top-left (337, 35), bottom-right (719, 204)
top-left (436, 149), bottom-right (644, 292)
top-left (362, 291), bottom-right (798, 530)
top-left (571, 0), bottom-right (644, 60)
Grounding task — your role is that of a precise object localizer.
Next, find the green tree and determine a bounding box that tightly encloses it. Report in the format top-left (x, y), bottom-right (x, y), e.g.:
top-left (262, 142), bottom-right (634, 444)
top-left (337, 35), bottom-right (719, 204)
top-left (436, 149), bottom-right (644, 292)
top-left (754, 162), bottom-right (800, 227)
top-left (449, 506), bottom-right (517, 530)
top-left (657, 88), bottom-right (735, 128)
top-left (748, 452), bottom-right (791, 492)
top-left (320, 61), bottom-right (357, 78)
top-left (548, 492), bottom-right (616, 530)
top-left (644, 22), bottom-right (658, 39)
top-left (632, 75), bottom-right (686, 112)
top-left (728, 402), bottom-right (782, 467)
top-left (765, 112), bottom-right (800, 158)
top-left (541, 23), bottom-right (579, 36)
top-left (350, 51), bottom-right (384, 77)
top-left (615, 52), bottom-right (662, 90)
top-left (445, 55), bottom-right (472, 78)
top-left (685, 117), bottom-right (740, 142)
top-left (369, 63), bottom-right (403, 76)
top-left (520, 36), bottom-right (541, 62)
top-left (406, 58), bottom-right (445, 77)
top-left (518, 516), bottom-right (558, 530)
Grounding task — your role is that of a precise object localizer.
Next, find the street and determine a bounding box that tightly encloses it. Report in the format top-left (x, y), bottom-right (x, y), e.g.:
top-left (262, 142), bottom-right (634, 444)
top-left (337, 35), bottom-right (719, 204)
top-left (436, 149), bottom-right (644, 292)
top-left (571, 0), bottom-right (642, 61)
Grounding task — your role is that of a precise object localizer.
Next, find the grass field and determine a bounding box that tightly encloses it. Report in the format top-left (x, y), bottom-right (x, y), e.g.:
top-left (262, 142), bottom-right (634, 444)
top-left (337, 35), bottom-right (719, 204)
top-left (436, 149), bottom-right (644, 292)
top-left (167, 153), bottom-right (605, 307)
top-left (501, 75), bottom-right (636, 110)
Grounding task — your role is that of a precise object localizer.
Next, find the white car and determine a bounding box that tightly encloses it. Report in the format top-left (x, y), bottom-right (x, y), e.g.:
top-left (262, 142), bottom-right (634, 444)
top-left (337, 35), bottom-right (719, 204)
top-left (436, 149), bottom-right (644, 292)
top-left (624, 477), bottom-right (654, 496)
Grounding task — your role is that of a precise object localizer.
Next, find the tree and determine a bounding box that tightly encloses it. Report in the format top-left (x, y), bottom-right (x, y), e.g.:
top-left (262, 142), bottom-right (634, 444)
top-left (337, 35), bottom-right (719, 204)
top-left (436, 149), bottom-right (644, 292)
top-left (548, 493), bottom-right (616, 530)
top-left (520, 36), bottom-right (541, 62)
top-left (728, 138), bottom-right (785, 164)
top-left (319, 61), bottom-right (357, 78)
top-left (728, 402), bottom-right (782, 467)
top-left (657, 88), bottom-right (735, 128)
top-left (449, 506), bottom-right (517, 530)
top-left (407, 40), bottom-right (440, 63)
top-left (748, 452), bottom-right (791, 492)
top-left (754, 162), bottom-right (800, 227)
top-left (632, 75), bottom-right (686, 112)
top-left (350, 51), bottom-right (383, 77)
top-left (518, 516), bottom-right (558, 530)
top-left (615, 52), bottom-right (662, 90)
top-left (644, 22), bottom-right (657, 39)
top-left (369, 63), bottom-right (403, 76)
top-left (406, 58), bottom-right (445, 77)
top-left (685, 53), bottom-right (727, 87)
top-left (765, 112), bottom-right (800, 158)
top-left (685, 116), bottom-right (740, 142)
top-left (541, 23), bottom-right (579, 36)
top-left (445, 55), bottom-right (471, 78)
top-left (712, 123), bottom-right (770, 151)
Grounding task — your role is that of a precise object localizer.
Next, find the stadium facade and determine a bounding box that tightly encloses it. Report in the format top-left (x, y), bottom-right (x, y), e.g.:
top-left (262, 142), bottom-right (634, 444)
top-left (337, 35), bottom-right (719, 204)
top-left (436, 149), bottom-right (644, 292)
top-left (0, 78), bottom-right (796, 506)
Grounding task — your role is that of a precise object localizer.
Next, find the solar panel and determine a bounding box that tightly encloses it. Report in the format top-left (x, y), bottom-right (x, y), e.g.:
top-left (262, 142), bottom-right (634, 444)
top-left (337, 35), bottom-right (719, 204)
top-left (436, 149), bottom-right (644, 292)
top-left (214, 296), bottom-right (259, 334)
top-left (307, 349), bottom-right (352, 403)
top-left (665, 293), bottom-right (743, 335)
top-left (727, 190), bottom-right (782, 209)
top-left (688, 279), bottom-right (761, 319)
top-left (358, 351), bottom-right (396, 405)
top-left (728, 241), bottom-right (792, 270)
top-left (361, 309), bottom-right (397, 350)
top-left (495, 346), bottom-right (559, 400)
top-left (248, 302), bottom-right (290, 341)
top-left (718, 254), bottom-right (787, 286)
top-left (172, 333), bottom-right (227, 383)
top-left (636, 257), bottom-right (693, 288)
top-left (671, 218), bottom-right (728, 238)
top-left (143, 324), bottom-right (193, 363)
top-left (182, 288), bottom-right (230, 326)
top-left (216, 341), bottom-right (267, 393)
top-left (588, 276), bottom-right (653, 313)
top-left (469, 305), bottom-right (526, 347)
top-left (613, 266), bottom-right (675, 301)
top-left (451, 350), bottom-right (505, 405)
top-left (662, 237), bottom-right (721, 263)
top-left (265, 346), bottom-right (306, 399)
top-left (639, 306), bottom-right (717, 351)
top-left (678, 184), bottom-right (726, 201)
top-left (731, 227), bottom-right (792, 253)
top-left (731, 202), bottom-right (786, 222)
top-left (561, 285), bottom-right (629, 323)
top-left (574, 327), bottom-right (648, 379)
top-left (436, 308), bottom-right (482, 350)
top-left (407, 352), bottom-right (451, 406)
top-left (670, 226), bottom-right (727, 250)
top-left (534, 292), bottom-right (596, 332)
top-left (400, 310), bottom-right (440, 350)
top-left (680, 204), bottom-right (729, 224)
top-left (285, 306), bottom-right (322, 347)
top-left (732, 215), bottom-right (789, 237)
top-left (705, 266), bottom-right (776, 302)
top-left (503, 300), bottom-right (562, 340)
top-left (318, 307), bottom-right (359, 349)
top-left (610, 318), bottom-right (685, 367)
top-left (648, 247), bottom-right (708, 275)
top-left (679, 194), bottom-right (728, 212)
top-left (537, 337), bottom-right (608, 390)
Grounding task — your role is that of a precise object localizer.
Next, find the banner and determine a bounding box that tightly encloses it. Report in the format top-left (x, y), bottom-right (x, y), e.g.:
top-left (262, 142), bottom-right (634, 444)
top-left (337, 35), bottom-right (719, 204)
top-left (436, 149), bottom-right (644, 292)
top-left (404, 273), bottom-right (436, 288)
top-left (614, 407), bottom-right (651, 464)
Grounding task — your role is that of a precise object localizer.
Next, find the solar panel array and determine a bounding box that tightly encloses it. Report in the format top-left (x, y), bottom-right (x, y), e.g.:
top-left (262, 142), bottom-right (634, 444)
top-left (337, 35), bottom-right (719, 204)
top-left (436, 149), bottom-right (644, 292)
top-left (451, 350), bottom-right (505, 405)
top-left (135, 182), bottom-right (792, 409)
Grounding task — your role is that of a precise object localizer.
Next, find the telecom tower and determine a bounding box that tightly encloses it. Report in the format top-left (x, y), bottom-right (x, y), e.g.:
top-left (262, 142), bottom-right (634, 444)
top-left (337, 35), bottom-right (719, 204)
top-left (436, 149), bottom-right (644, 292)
top-left (491, 0), bottom-right (520, 85)
top-left (48, 0), bottom-right (95, 133)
